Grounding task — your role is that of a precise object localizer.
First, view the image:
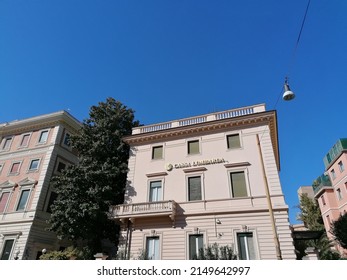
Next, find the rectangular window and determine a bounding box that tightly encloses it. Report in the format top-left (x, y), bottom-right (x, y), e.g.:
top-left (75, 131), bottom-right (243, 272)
top-left (152, 146), bottom-right (163, 160)
top-left (189, 234), bottom-right (203, 259)
top-left (149, 181), bottom-right (162, 202)
top-left (16, 189), bottom-right (30, 211)
top-left (38, 130), bottom-right (49, 144)
top-left (1, 239), bottom-right (14, 260)
top-left (321, 195), bottom-right (326, 206)
top-left (188, 176), bottom-right (202, 201)
top-left (29, 159), bottom-right (40, 171)
top-left (337, 188), bottom-right (342, 200)
top-left (46, 191), bottom-right (58, 213)
top-left (2, 137), bottom-right (12, 150)
top-left (227, 134), bottom-right (241, 149)
top-left (57, 162), bottom-right (66, 173)
top-left (188, 140), bottom-right (199, 155)
top-left (326, 215), bottom-right (331, 225)
top-left (20, 134), bottom-right (30, 147)
top-left (237, 232), bottom-right (255, 260)
top-left (331, 169), bottom-right (336, 180)
top-left (230, 171), bottom-right (248, 198)
top-left (338, 161), bottom-right (345, 172)
top-left (0, 192), bottom-right (10, 213)
top-left (0, 163), bottom-right (3, 174)
top-left (63, 133), bottom-right (71, 146)
top-left (10, 162), bottom-right (21, 174)
top-left (146, 237), bottom-right (160, 260)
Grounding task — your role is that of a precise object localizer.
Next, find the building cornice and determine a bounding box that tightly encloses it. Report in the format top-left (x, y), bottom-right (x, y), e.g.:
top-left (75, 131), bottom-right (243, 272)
top-left (0, 111), bottom-right (82, 136)
top-left (124, 110), bottom-right (280, 170)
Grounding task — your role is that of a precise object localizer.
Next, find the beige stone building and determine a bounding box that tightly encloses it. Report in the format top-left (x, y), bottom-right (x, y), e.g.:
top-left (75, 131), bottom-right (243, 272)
top-left (110, 104), bottom-right (296, 260)
top-left (0, 111), bottom-right (81, 260)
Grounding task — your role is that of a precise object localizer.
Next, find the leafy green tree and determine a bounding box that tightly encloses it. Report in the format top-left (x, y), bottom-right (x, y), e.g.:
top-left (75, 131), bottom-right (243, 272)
top-left (194, 243), bottom-right (237, 260)
top-left (39, 246), bottom-right (92, 260)
top-left (48, 98), bottom-right (139, 257)
top-left (297, 193), bottom-right (324, 231)
top-left (296, 193), bottom-right (340, 260)
top-left (330, 212), bottom-right (347, 249)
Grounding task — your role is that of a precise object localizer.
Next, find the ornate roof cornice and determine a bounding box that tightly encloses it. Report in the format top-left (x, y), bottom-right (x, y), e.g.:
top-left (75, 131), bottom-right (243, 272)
top-left (124, 110), bottom-right (280, 170)
top-left (0, 111), bottom-right (82, 136)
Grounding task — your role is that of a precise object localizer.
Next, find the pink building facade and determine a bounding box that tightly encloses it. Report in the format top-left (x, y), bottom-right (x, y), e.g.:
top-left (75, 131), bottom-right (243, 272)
top-left (110, 104), bottom-right (296, 260)
top-left (314, 139), bottom-right (347, 257)
top-left (0, 111), bottom-right (80, 260)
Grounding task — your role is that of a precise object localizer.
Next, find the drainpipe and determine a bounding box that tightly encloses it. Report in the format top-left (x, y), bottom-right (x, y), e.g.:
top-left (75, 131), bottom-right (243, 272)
top-left (256, 134), bottom-right (282, 260)
top-left (124, 219), bottom-right (132, 260)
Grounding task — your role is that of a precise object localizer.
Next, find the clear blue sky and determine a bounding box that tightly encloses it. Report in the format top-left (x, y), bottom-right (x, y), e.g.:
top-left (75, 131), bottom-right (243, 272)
top-left (1, 0), bottom-right (346, 224)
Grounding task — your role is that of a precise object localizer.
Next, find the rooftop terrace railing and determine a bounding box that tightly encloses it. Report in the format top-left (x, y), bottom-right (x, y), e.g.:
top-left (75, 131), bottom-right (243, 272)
top-left (133, 104), bottom-right (265, 135)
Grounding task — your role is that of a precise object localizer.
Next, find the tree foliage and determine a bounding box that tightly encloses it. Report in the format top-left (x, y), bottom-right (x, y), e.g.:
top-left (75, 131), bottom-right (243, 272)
top-left (194, 243), bottom-right (237, 260)
top-left (39, 246), bottom-right (92, 260)
top-left (330, 212), bottom-right (347, 249)
top-left (48, 98), bottom-right (139, 256)
top-left (296, 193), bottom-right (340, 259)
top-left (297, 193), bottom-right (324, 231)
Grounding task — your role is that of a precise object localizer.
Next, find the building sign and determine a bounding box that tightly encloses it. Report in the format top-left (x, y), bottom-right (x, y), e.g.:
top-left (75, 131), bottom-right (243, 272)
top-left (166, 158), bottom-right (226, 171)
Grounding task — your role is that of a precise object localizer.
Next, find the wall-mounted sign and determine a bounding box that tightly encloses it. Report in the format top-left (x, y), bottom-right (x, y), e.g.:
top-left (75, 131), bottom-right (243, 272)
top-left (166, 158), bottom-right (226, 171)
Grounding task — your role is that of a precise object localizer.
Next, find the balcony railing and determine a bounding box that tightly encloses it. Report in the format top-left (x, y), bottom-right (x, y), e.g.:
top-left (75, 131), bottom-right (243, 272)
top-left (132, 104), bottom-right (265, 135)
top-left (109, 200), bottom-right (176, 220)
top-left (312, 174), bottom-right (332, 195)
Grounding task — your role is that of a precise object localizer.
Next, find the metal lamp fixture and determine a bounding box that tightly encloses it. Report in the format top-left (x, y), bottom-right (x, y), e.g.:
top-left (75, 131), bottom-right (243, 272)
top-left (283, 78), bottom-right (295, 101)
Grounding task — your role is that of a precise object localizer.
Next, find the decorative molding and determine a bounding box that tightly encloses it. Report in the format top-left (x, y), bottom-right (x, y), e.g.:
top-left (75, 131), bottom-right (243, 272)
top-left (224, 162), bottom-right (251, 168)
top-left (183, 167), bottom-right (207, 173)
top-left (146, 172), bottom-right (168, 178)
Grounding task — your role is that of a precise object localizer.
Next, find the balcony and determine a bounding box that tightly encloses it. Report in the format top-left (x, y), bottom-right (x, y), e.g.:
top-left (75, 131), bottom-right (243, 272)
top-left (109, 200), bottom-right (177, 223)
top-left (312, 174), bottom-right (332, 196)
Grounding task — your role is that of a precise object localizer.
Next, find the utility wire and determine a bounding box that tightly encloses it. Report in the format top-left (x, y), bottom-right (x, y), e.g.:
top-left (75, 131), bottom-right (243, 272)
top-left (286, 0), bottom-right (311, 78)
top-left (272, 0), bottom-right (311, 111)
top-left (261, 0), bottom-right (311, 144)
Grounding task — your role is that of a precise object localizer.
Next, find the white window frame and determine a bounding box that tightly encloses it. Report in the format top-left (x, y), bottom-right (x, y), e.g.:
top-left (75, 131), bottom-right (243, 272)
top-left (28, 158), bottom-right (41, 172)
top-left (144, 232), bottom-right (162, 260)
top-left (233, 227), bottom-right (259, 260)
top-left (226, 133), bottom-right (242, 150)
top-left (338, 161), bottom-right (345, 172)
top-left (18, 133), bottom-right (32, 148)
top-left (15, 180), bottom-right (36, 212)
top-left (186, 229), bottom-right (206, 260)
top-left (8, 161), bottom-right (22, 176)
top-left (151, 145), bottom-right (164, 160)
top-left (148, 180), bottom-right (163, 202)
top-left (0, 232), bottom-right (22, 260)
top-left (0, 162), bottom-right (4, 175)
top-left (1, 137), bottom-right (13, 151)
top-left (187, 139), bottom-right (200, 155)
top-left (0, 181), bottom-right (16, 214)
top-left (186, 173), bottom-right (204, 201)
top-left (37, 129), bottom-right (50, 144)
top-left (0, 191), bottom-right (11, 214)
top-left (331, 169), bottom-right (336, 180)
top-left (145, 236), bottom-right (160, 260)
top-left (227, 167), bottom-right (250, 198)
top-left (337, 188), bottom-right (343, 200)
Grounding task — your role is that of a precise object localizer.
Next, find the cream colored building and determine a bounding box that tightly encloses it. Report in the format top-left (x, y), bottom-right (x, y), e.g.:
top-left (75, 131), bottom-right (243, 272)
top-left (110, 104), bottom-right (296, 260)
top-left (0, 111), bottom-right (81, 260)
